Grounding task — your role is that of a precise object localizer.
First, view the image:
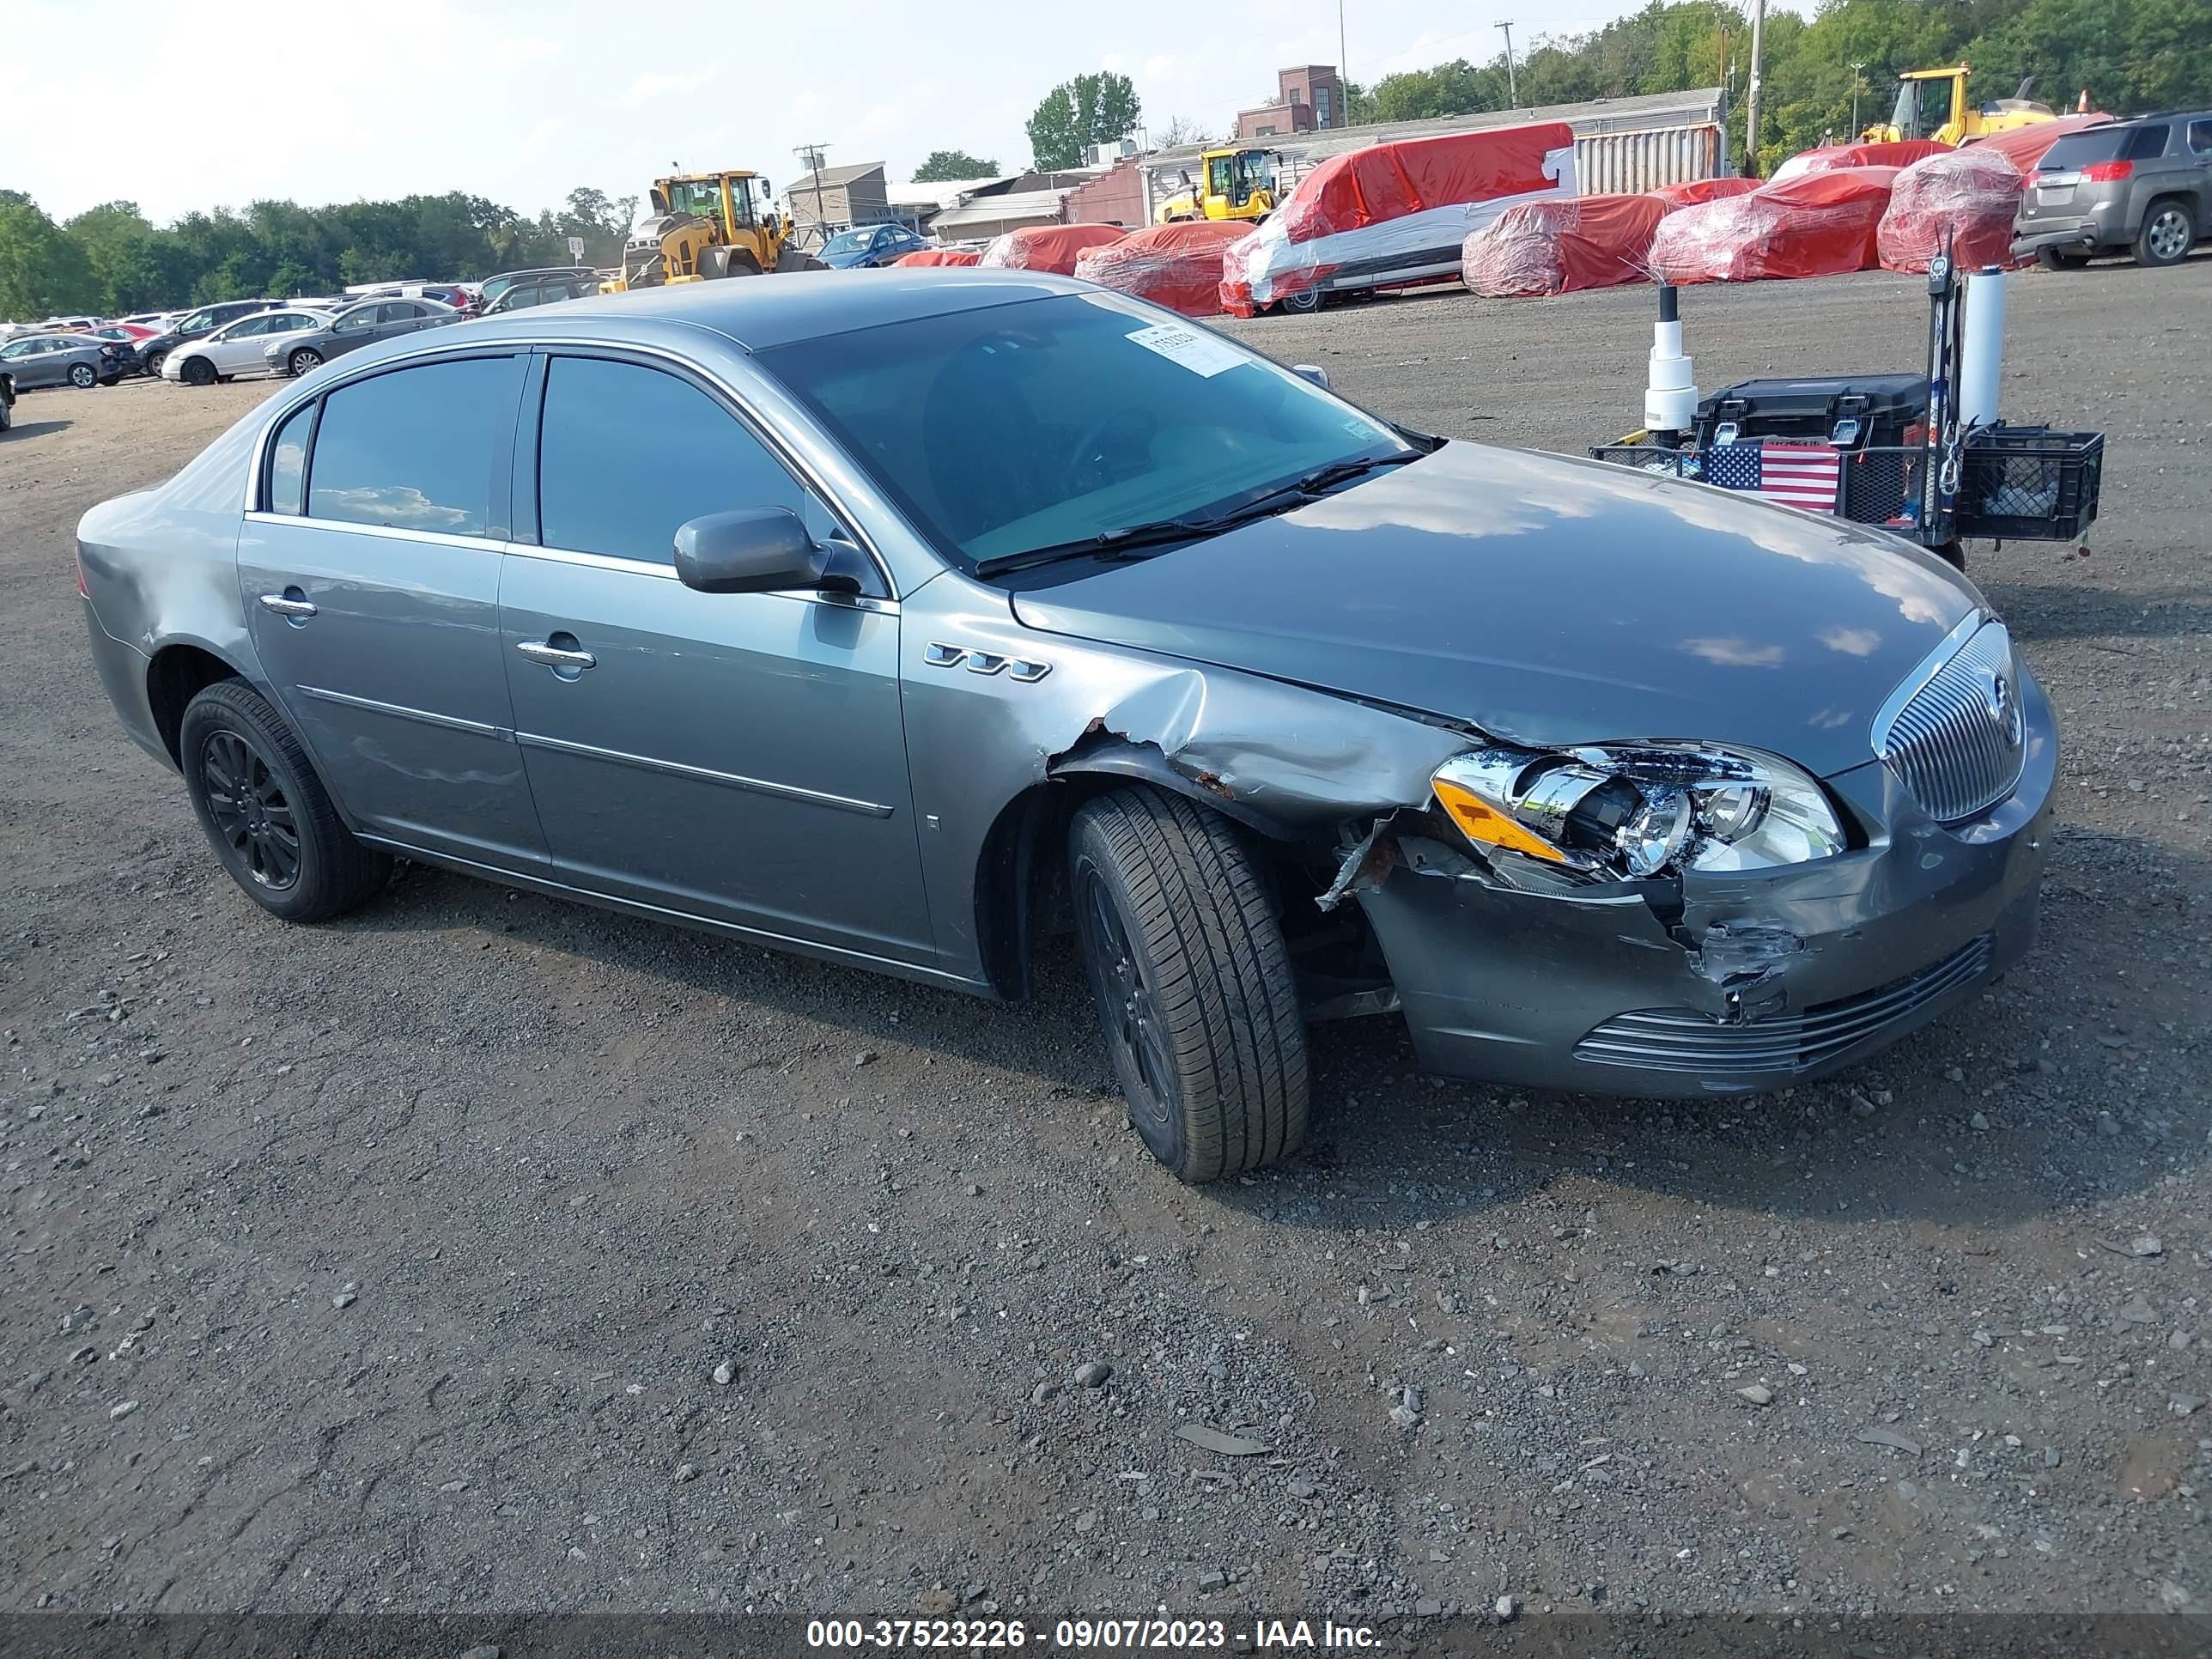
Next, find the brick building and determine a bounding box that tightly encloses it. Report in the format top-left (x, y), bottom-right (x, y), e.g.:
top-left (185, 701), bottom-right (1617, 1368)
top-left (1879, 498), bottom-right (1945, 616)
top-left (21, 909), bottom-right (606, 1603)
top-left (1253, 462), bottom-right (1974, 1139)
top-left (1236, 65), bottom-right (1346, 142)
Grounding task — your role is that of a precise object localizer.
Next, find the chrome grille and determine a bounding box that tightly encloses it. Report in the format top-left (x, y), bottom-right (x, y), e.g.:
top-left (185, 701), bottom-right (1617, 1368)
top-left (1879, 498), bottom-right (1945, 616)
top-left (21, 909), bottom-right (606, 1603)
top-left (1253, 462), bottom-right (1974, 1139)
top-left (1872, 617), bottom-right (2025, 823)
top-left (1572, 935), bottom-right (1993, 1077)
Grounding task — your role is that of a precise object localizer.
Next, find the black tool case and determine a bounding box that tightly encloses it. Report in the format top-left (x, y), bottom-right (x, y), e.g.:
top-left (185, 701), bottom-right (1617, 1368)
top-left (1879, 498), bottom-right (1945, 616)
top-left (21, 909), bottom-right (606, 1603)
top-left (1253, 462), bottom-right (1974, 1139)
top-left (1694, 374), bottom-right (1929, 451)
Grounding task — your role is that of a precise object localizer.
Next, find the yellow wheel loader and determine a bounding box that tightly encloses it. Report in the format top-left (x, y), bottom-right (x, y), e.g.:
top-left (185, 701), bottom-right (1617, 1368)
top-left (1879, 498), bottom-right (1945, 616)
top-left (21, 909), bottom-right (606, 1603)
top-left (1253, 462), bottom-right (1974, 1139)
top-left (1861, 65), bottom-right (2057, 149)
top-left (601, 169), bottom-right (824, 294)
top-left (1155, 148), bottom-right (1281, 225)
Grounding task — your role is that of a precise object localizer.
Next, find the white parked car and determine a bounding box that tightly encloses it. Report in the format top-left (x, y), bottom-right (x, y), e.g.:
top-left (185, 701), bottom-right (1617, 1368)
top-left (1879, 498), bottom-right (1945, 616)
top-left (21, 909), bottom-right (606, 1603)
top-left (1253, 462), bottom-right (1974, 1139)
top-left (161, 308), bottom-right (333, 386)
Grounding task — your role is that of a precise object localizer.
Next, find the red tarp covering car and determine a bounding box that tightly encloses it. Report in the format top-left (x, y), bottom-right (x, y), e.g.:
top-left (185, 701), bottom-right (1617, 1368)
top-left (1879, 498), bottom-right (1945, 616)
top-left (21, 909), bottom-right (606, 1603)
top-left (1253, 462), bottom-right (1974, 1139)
top-left (1771, 139), bottom-right (1948, 183)
top-left (1220, 120), bottom-right (1576, 316)
top-left (893, 248), bottom-right (981, 267)
top-left (978, 223), bottom-right (1129, 275)
top-left (1072, 221), bottom-right (1249, 315)
top-left (1649, 166), bottom-right (1901, 283)
top-left (1876, 146), bottom-right (2027, 273)
top-left (1966, 112), bottom-right (2115, 171)
top-left (1460, 193), bottom-right (1670, 296)
top-left (1647, 176), bottom-right (1761, 209)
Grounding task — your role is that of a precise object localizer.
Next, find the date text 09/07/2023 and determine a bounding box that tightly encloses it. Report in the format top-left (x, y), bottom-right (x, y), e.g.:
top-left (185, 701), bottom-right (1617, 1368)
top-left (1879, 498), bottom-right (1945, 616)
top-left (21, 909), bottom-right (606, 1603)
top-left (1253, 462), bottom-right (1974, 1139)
top-left (805, 1619), bottom-right (1382, 1650)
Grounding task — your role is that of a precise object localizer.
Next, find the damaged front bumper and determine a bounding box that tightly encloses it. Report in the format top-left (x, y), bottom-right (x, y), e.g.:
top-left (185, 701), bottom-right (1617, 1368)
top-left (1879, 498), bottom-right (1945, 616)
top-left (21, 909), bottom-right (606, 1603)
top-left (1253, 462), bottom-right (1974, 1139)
top-left (1352, 684), bottom-right (2057, 1098)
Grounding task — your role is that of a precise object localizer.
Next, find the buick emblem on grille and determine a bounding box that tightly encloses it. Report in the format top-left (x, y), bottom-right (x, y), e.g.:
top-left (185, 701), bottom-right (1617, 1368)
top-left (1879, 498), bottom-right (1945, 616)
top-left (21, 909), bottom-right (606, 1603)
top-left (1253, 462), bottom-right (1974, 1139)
top-left (1984, 665), bottom-right (2022, 745)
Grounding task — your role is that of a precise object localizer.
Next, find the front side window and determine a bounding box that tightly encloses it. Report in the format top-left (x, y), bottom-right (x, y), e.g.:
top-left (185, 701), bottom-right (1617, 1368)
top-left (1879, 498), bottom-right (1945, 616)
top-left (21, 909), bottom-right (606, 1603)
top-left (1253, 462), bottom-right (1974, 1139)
top-left (332, 307), bottom-right (376, 335)
top-left (501, 285), bottom-right (543, 311)
top-left (307, 356), bottom-right (522, 536)
top-left (538, 355), bottom-right (834, 563)
top-left (757, 291), bottom-right (1405, 567)
top-left (179, 309), bottom-right (216, 332)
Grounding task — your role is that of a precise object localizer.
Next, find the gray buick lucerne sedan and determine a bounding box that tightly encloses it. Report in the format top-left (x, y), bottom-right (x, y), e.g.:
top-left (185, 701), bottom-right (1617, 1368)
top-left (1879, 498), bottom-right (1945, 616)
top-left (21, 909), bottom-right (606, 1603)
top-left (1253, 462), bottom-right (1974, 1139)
top-left (77, 273), bottom-right (2055, 1182)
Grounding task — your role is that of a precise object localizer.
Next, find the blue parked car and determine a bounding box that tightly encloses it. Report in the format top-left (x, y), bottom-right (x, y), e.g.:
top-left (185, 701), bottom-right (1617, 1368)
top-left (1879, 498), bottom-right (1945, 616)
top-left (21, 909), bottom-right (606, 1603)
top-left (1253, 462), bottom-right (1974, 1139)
top-left (817, 223), bottom-right (930, 268)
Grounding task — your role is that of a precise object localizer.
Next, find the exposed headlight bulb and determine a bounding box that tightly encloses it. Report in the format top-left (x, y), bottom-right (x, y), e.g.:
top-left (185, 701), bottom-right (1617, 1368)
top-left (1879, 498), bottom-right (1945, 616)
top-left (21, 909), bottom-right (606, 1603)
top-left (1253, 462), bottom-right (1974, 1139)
top-left (1614, 786), bottom-right (1692, 876)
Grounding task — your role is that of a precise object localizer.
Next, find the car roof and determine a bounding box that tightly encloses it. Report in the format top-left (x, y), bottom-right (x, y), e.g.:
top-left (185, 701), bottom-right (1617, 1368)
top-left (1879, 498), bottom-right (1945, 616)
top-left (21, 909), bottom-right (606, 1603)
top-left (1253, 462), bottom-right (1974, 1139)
top-left (453, 268), bottom-right (1085, 353)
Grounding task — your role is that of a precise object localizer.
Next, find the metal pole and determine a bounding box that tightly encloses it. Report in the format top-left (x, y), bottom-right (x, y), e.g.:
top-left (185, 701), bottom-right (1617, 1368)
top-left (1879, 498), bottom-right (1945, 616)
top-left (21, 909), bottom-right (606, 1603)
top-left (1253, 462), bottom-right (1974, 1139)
top-left (1742, 0), bottom-right (1765, 176)
top-left (794, 143), bottom-right (830, 247)
top-left (1338, 0), bottom-right (1348, 124)
top-left (1496, 20), bottom-right (1517, 109)
top-left (1850, 61), bottom-right (1866, 136)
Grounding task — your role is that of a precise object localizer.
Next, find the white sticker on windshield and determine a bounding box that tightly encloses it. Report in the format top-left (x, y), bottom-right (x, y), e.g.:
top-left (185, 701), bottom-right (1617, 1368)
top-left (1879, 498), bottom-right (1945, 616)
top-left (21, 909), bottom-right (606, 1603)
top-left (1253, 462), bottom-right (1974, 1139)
top-left (1126, 322), bottom-right (1245, 378)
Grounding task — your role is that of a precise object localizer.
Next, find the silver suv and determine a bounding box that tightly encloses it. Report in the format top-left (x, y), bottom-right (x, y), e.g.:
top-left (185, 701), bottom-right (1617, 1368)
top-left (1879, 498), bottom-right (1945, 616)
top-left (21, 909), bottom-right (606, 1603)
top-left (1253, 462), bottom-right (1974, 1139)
top-left (2014, 112), bottom-right (2212, 269)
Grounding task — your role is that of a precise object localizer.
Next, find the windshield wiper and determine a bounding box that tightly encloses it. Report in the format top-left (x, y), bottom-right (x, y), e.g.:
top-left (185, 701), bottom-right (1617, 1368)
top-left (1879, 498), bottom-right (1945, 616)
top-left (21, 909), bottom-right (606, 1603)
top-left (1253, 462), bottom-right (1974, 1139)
top-left (971, 450), bottom-right (1425, 580)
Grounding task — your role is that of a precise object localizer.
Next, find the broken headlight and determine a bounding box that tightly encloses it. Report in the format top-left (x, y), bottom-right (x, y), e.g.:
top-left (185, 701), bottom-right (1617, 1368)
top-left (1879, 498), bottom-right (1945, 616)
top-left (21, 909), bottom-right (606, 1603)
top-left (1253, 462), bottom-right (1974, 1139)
top-left (1431, 743), bottom-right (1844, 878)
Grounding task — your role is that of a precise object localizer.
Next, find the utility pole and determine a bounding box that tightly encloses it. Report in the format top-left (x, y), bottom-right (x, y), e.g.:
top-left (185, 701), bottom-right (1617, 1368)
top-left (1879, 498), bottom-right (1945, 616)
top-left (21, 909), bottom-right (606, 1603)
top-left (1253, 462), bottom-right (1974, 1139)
top-left (1849, 60), bottom-right (1867, 136)
top-left (1742, 0), bottom-right (1765, 176)
top-left (794, 143), bottom-right (830, 247)
top-left (1337, 0), bottom-right (1348, 124)
top-left (1496, 20), bottom-right (1518, 110)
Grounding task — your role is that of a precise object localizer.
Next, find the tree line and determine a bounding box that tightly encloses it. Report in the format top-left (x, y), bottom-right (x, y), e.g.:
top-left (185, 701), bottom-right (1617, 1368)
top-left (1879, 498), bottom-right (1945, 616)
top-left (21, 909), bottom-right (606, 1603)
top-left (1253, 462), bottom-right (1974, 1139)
top-left (1354, 0), bottom-right (2209, 174)
top-left (0, 186), bottom-right (639, 322)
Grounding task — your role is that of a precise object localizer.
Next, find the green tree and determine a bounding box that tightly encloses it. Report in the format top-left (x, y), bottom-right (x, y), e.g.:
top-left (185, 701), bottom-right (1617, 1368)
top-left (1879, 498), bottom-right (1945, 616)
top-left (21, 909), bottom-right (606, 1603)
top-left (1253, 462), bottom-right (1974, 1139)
top-left (62, 201), bottom-right (165, 313)
top-left (0, 191), bottom-right (98, 319)
top-left (1025, 70), bottom-right (1141, 168)
top-left (912, 149), bottom-right (1001, 181)
top-left (1365, 59), bottom-right (1504, 122)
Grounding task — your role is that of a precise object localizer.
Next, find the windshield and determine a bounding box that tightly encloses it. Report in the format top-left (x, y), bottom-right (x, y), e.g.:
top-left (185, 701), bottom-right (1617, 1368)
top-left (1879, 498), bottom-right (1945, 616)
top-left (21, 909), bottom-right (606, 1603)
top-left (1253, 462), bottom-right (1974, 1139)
top-left (756, 291), bottom-right (1407, 568)
top-left (822, 228), bottom-right (873, 254)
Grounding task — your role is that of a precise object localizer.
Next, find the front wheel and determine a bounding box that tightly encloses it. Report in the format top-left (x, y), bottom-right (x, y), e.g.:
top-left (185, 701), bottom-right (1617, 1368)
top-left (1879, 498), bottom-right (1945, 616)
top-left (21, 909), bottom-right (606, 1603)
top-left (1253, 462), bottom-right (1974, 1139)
top-left (180, 356), bottom-right (216, 387)
top-left (287, 346), bottom-right (323, 377)
top-left (69, 363), bottom-right (97, 388)
top-left (2136, 201), bottom-right (2196, 268)
top-left (179, 679), bottom-right (391, 923)
top-left (1069, 788), bottom-right (1308, 1182)
top-left (142, 349), bottom-right (167, 378)
top-left (1276, 287), bottom-right (1323, 315)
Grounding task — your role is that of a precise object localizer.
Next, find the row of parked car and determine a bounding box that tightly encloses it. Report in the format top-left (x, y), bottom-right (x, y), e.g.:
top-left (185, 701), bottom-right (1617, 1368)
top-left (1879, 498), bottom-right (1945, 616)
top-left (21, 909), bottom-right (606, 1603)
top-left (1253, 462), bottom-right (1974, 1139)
top-left (0, 268), bottom-right (608, 420)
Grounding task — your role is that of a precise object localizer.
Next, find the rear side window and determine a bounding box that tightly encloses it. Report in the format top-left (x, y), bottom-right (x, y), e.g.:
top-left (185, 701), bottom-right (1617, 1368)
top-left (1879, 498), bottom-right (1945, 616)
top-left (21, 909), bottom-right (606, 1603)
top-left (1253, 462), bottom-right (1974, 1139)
top-left (2189, 118), bottom-right (2212, 155)
top-left (266, 402), bottom-right (316, 514)
top-left (307, 356), bottom-right (522, 536)
top-left (537, 356), bottom-right (834, 562)
top-left (2124, 123), bottom-right (2171, 161)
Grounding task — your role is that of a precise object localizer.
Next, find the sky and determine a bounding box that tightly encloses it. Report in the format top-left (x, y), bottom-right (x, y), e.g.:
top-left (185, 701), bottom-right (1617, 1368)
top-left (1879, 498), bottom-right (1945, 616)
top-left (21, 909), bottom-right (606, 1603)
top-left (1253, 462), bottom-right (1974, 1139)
top-left (3, 0), bottom-right (1778, 226)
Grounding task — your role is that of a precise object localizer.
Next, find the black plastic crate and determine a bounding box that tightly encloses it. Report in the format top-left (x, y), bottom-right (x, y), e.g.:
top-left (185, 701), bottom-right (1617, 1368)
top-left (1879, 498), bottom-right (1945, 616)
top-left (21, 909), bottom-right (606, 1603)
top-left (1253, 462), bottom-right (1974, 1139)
top-left (1955, 426), bottom-right (2103, 542)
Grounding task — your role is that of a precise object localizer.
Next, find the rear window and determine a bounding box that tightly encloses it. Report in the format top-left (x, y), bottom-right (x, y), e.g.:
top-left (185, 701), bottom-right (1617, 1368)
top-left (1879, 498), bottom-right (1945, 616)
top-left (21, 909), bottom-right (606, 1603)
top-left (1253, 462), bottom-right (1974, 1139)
top-left (2042, 123), bottom-right (2167, 167)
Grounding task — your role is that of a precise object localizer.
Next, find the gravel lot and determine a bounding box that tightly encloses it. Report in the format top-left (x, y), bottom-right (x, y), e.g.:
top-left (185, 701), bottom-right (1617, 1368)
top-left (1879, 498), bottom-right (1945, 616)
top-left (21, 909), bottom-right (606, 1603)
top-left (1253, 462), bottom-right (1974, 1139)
top-left (2, 262), bottom-right (2208, 1629)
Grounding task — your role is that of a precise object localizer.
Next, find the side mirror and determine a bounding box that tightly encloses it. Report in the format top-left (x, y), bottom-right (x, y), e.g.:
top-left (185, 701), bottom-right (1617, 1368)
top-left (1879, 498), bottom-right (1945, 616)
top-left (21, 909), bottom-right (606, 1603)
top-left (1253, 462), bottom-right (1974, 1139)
top-left (673, 508), bottom-right (829, 594)
top-left (1291, 362), bottom-right (1330, 390)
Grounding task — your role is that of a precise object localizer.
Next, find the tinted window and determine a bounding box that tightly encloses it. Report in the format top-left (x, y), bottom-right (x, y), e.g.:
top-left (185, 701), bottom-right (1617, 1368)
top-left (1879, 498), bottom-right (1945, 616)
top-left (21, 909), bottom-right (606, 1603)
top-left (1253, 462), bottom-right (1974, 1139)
top-left (382, 301), bottom-right (426, 321)
top-left (501, 285), bottom-right (543, 310)
top-left (307, 356), bottom-right (521, 536)
top-left (267, 401), bottom-right (315, 514)
top-left (2124, 123), bottom-right (2171, 161)
top-left (332, 307), bottom-right (376, 334)
top-left (2191, 118), bottom-right (2212, 155)
top-left (538, 356), bottom-right (831, 562)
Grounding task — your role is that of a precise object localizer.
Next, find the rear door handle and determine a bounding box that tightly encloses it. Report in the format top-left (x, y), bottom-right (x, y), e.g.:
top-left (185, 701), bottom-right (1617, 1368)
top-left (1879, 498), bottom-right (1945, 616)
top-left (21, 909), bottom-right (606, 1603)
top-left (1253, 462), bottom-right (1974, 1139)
top-left (258, 591), bottom-right (317, 618)
top-left (515, 638), bottom-right (597, 672)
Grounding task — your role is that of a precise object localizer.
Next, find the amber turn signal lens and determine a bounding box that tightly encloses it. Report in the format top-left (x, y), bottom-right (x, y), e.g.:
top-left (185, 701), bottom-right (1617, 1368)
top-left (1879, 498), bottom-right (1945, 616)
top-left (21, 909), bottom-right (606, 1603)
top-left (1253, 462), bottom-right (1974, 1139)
top-left (1431, 777), bottom-right (1571, 865)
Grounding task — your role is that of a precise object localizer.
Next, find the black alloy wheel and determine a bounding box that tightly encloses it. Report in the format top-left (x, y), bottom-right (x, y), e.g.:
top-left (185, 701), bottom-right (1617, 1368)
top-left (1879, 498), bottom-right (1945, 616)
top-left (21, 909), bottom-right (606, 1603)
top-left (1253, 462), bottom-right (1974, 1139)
top-left (198, 727), bottom-right (301, 892)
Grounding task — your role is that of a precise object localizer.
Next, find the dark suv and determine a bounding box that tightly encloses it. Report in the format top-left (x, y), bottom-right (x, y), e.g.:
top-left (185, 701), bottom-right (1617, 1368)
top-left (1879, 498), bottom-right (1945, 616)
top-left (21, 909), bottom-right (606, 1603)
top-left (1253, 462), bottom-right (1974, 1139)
top-left (2014, 111), bottom-right (2212, 269)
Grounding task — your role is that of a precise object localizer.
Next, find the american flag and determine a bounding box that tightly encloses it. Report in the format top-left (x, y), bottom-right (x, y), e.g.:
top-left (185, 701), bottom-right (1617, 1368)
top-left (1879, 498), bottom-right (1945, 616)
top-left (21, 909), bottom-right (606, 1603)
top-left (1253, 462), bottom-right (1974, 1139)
top-left (1705, 441), bottom-right (1843, 512)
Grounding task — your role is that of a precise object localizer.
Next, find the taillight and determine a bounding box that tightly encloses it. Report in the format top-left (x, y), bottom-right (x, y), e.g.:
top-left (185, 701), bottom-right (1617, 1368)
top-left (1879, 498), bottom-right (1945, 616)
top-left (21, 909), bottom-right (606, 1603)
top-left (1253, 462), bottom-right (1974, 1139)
top-left (2081, 160), bottom-right (2133, 182)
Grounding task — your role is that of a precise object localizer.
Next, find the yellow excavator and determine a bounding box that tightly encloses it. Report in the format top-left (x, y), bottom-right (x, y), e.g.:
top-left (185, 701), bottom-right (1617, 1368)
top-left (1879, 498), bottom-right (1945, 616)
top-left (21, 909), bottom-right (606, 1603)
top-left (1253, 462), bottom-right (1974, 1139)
top-left (1860, 65), bottom-right (2057, 148)
top-left (1155, 148), bottom-right (1281, 224)
top-left (601, 168), bottom-right (822, 293)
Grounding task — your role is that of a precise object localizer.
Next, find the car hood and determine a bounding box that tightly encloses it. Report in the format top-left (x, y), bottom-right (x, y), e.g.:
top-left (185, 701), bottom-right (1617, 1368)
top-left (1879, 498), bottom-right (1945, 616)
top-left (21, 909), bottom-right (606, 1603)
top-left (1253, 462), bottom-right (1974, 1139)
top-left (1008, 442), bottom-right (1982, 779)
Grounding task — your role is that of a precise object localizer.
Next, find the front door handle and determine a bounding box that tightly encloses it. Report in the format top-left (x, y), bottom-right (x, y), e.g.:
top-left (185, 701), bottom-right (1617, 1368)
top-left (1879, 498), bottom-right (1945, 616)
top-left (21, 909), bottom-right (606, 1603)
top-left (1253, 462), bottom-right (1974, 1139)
top-left (515, 637), bottom-right (597, 672)
top-left (258, 590), bottom-right (317, 619)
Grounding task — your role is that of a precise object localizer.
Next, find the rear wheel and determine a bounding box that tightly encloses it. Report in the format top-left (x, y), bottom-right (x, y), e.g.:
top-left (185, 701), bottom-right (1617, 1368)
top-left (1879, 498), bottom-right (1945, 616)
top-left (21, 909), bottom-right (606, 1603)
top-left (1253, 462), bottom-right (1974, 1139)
top-left (180, 356), bottom-right (216, 387)
top-left (287, 346), bottom-right (322, 377)
top-left (1277, 287), bottom-right (1323, 315)
top-left (2136, 200), bottom-right (2196, 267)
top-left (1069, 787), bottom-right (1308, 1182)
top-left (142, 348), bottom-right (168, 378)
top-left (2036, 246), bottom-right (2090, 270)
top-left (68, 363), bottom-right (97, 388)
top-left (179, 679), bottom-right (391, 923)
